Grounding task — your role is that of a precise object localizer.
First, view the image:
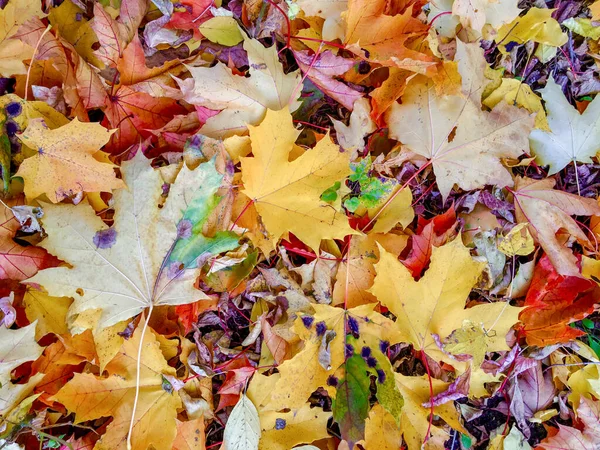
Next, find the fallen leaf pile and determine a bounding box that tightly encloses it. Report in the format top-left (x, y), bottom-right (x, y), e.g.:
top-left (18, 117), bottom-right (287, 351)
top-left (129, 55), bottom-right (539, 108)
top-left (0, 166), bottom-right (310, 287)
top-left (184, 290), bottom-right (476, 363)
top-left (0, 0), bottom-right (600, 449)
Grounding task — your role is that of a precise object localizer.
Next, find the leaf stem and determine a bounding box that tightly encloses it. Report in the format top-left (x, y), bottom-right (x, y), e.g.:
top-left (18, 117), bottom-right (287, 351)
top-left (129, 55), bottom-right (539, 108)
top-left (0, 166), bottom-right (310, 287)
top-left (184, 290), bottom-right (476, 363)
top-left (25, 24), bottom-right (52, 101)
top-left (421, 350), bottom-right (435, 446)
top-left (126, 306), bottom-right (154, 450)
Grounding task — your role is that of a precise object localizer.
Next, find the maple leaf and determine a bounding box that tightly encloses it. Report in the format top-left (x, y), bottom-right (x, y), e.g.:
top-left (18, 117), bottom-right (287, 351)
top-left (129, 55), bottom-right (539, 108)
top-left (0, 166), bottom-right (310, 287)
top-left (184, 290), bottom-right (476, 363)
top-left (530, 77), bottom-right (600, 174)
top-left (23, 288), bottom-right (71, 339)
top-left (90, 0), bottom-right (147, 68)
top-left (387, 43), bottom-right (534, 200)
top-left (101, 85), bottom-right (187, 154)
top-left (297, 0), bottom-right (346, 41)
top-left (512, 176), bottom-right (600, 277)
top-left (361, 403), bottom-right (402, 449)
top-left (519, 254), bottom-right (600, 346)
top-left (53, 326), bottom-right (181, 450)
top-left (16, 118), bottom-right (125, 202)
top-left (179, 34), bottom-right (301, 137)
top-left (13, 17), bottom-right (91, 120)
top-left (47, 0), bottom-right (100, 67)
top-left (344, 0), bottom-right (432, 65)
top-left (537, 396), bottom-right (600, 450)
top-left (256, 303), bottom-right (401, 412)
top-left (240, 108), bottom-right (357, 253)
top-left (173, 417), bottom-right (206, 450)
top-left (0, 322), bottom-right (44, 416)
top-left (26, 154), bottom-right (238, 331)
top-left (370, 238), bottom-right (522, 364)
top-left (332, 354), bottom-right (371, 446)
top-left (332, 234), bottom-right (408, 308)
top-left (495, 8), bottom-right (567, 53)
top-left (395, 374), bottom-right (466, 450)
top-left (0, 0), bottom-right (44, 76)
top-left (0, 196), bottom-right (59, 281)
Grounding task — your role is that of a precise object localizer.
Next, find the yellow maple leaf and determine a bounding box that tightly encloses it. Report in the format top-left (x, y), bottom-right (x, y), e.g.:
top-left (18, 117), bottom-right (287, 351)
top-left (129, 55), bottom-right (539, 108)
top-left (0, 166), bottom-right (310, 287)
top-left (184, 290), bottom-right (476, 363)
top-left (495, 8), bottom-right (567, 53)
top-left (483, 78), bottom-right (549, 130)
top-left (497, 223), bottom-right (535, 257)
top-left (0, 0), bottom-right (44, 76)
top-left (16, 118), bottom-right (125, 202)
top-left (241, 108), bottom-right (358, 252)
top-left (370, 238), bottom-right (522, 364)
top-left (0, 322), bottom-right (44, 416)
top-left (332, 233), bottom-right (408, 307)
top-left (361, 403), bottom-right (402, 449)
top-left (23, 288), bottom-right (72, 340)
top-left (256, 303), bottom-right (400, 411)
top-left (53, 326), bottom-right (181, 450)
top-left (395, 374), bottom-right (467, 450)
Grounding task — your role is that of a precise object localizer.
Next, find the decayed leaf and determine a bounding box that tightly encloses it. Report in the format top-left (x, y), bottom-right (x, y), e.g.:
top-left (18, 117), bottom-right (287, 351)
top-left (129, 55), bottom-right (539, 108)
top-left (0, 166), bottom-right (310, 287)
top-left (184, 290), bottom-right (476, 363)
top-left (222, 394), bottom-right (261, 450)
top-left (26, 153), bottom-right (232, 331)
top-left (53, 326), bottom-right (181, 450)
top-left (387, 43), bottom-right (534, 200)
top-left (16, 118), bottom-right (124, 202)
top-left (370, 238), bottom-right (522, 364)
top-left (530, 77), bottom-right (600, 174)
top-left (0, 322), bottom-right (44, 416)
top-left (0, 0), bottom-right (44, 76)
top-left (0, 197), bottom-right (59, 281)
top-left (241, 108), bottom-right (356, 253)
top-left (179, 33), bottom-right (301, 137)
top-left (512, 176), bottom-right (600, 277)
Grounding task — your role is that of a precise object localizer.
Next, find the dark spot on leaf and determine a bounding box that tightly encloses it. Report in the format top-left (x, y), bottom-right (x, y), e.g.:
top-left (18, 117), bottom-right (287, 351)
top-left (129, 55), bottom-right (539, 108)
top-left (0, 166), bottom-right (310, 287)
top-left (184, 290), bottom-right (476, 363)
top-left (93, 228), bottom-right (117, 249)
top-left (315, 321), bottom-right (326, 337)
top-left (275, 418), bottom-right (286, 430)
top-left (301, 316), bottom-right (314, 329)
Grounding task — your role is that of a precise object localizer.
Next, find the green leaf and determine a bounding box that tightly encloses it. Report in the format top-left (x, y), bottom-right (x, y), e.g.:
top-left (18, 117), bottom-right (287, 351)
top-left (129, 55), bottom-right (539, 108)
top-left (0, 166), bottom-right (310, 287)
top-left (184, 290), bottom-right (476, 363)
top-left (461, 433), bottom-right (473, 449)
top-left (169, 158), bottom-right (240, 269)
top-left (344, 197), bottom-right (361, 212)
top-left (372, 350), bottom-right (403, 423)
top-left (332, 354), bottom-right (371, 447)
top-left (321, 181), bottom-right (341, 203)
top-left (582, 318), bottom-right (595, 329)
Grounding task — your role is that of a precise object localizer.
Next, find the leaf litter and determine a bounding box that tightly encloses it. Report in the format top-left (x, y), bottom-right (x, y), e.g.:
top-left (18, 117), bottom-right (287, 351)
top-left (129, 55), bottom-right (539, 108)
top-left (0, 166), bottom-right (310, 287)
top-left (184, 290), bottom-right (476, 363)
top-left (0, 0), bottom-right (599, 449)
